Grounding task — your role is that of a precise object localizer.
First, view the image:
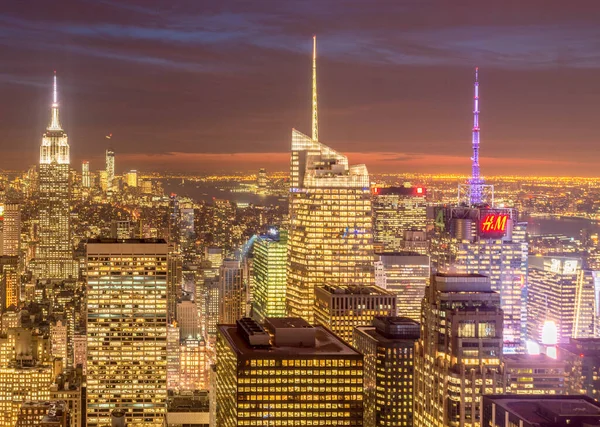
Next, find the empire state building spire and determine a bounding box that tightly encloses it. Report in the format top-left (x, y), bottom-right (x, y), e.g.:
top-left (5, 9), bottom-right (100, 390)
top-left (40, 71), bottom-right (69, 165)
top-left (37, 70), bottom-right (73, 281)
top-left (468, 67), bottom-right (483, 205)
top-left (48, 71), bottom-right (62, 131)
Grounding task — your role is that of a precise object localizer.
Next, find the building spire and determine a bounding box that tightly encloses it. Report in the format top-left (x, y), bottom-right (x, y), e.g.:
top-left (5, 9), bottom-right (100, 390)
top-left (48, 71), bottom-right (62, 131)
top-left (469, 66), bottom-right (483, 205)
top-left (312, 35), bottom-right (318, 142)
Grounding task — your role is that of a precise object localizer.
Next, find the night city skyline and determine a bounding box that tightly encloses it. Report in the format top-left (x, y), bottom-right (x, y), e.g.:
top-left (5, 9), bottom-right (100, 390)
top-left (2, 1), bottom-right (600, 175)
top-left (7, 3), bottom-right (600, 426)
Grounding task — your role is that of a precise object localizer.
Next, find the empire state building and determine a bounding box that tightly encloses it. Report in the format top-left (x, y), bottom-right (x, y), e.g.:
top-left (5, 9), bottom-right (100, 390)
top-left (37, 72), bottom-right (74, 280)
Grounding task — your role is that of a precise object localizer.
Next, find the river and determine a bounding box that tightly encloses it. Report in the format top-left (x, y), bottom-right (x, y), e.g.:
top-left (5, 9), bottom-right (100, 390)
top-left (160, 179), bottom-right (286, 207)
top-left (524, 215), bottom-right (600, 239)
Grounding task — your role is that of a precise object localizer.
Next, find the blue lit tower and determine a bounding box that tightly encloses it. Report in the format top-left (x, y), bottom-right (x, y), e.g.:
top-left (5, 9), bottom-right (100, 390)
top-left (468, 67), bottom-right (484, 205)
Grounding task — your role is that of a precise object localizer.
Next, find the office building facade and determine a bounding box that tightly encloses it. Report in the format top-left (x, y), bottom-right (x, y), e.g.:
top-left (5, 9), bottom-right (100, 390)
top-left (218, 259), bottom-right (245, 324)
top-left (414, 274), bottom-right (504, 427)
top-left (86, 239), bottom-right (168, 426)
top-left (314, 284), bottom-right (397, 344)
top-left (374, 252), bottom-right (430, 321)
top-left (354, 317), bottom-right (420, 427)
top-left (372, 186), bottom-right (427, 252)
top-left (252, 230), bottom-right (287, 322)
top-left (527, 256), bottom-right (596, 344)
top-left (216, 317), bottom-right (364, 427)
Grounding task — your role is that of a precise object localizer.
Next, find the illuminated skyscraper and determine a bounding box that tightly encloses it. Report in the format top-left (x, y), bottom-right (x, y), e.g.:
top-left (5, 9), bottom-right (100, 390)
top-left (167, 252), bottom-right (182, 322)
top-left (81, 161), bottom-right (90, 188)
top-left (205, 247), bottom-right (223, 269)
top-left (37, 72), bottom-right (74, 280)
top-left (372, 186), bottom-right (427, 252)
top-left (50, 320), bottom-right (67, 363)
top-left (561, 338), bottom-right (600, 401)
top-left (257, 168), bottom-right (267, 190)
top-left (200, 275), bottom-right (219, 342)
top-left (177, 299), bottom-right (199, 339)
top-left (179, 203), bottom-right (195, 256)
top-left (314, 284), bottom-right (397, 344)
top-left (0, 256), bottom-right (19, 311)
top-left (413, 274), bottom-right (504, 427)
top-left (527, 256), bottom-right (596, 344)
top-left (72, 332), bottom-right (86, 374)
top-left (179, 337), bottom-right (207, 391)
top-left (431, 206), bottom-right (527, 353)
top-left (211, 200), bottom-right (235, 253)
top-left (125, 170), bottom-right (137, 187)
top-left (166, 323), bottom-right (180, 390)
top-left (218, 259), bottom-right (245, 324)
top-left (86, 239), bottom-right (168, 427)
top-left (252, 229), bottom-right (287, 322)
top-left (354, 317), bottom-right (420, 427)
top-left (431, 69), bottom-right (527, 352)
top-left (198, 248), bottom-right (222, 341)
top-left (287, 37), bottom-right (374, 323)
top-left (374, 252), bottom-right (430, 322)
top-left (216, 317), bottom-right (364, 427)
top-left (1, 203), bottom-right (21, 257)
top-left (502, 354), bottom-right (567, 395)
top-left (105, 149), bottom-right (115, 192)
top-left (0, 328), bottom-right (53, 427)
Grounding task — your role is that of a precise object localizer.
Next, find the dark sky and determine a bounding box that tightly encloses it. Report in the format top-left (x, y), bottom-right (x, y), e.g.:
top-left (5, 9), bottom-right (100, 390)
top-left (2, 1), bottom-right (600, 176)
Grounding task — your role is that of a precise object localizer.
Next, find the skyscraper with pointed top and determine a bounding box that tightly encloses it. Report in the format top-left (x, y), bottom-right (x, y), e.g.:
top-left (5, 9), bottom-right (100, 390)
top-left (287, 37), bottom-right (374, 323)
top-left (36, 72), bottom-right (74, 280)
top-left (468, 67), bottom-right (484, 205)
top-left (430, 68), bottom-right (528, 352)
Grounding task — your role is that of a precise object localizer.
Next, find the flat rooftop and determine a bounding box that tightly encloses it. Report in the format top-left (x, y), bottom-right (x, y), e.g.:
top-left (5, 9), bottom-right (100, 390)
top-left (355, 326), bottom-right (419, 344)
top-left (485, 395), bottom-right (600, 425)
top-left (436, 273), bottom-right (488, 278)
top-left (318, 284), bottom-right (394, 296)
top-left (218, 324), bottom-right (361, 359)
top-left (87, 238), bottom-right (167, 244)
top-left (434, 273), bottom-right (494, 293)
top-left (503, 353), bottom-right (565, 365)
top-left (266, 317), bottom-right (312, 329)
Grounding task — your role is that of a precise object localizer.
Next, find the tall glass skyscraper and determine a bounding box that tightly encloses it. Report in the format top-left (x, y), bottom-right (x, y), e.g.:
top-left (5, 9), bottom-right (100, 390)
top-left (252, 229), bottom-right (287, 322)
top-left (86, 239), bottom-right (168, 427)
top-left (81, 161), bottom-right (91, 188)
top-left (527, 256), bottom-right (596, 344)
top-left (374, 252), bottom-right (430, 322)
top-left (37, 72), bottom-right (74, 280)
top-left (287, 38), bottom-right (374, 323)
top-left (372, 186), bottom-right (427, 253)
